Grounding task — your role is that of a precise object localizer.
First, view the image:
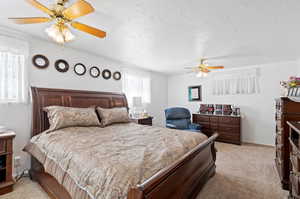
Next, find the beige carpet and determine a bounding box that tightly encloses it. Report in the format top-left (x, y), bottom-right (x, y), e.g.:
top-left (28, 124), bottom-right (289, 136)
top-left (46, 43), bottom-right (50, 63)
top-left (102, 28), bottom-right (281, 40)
top-left (0, 142), bottom-right (288, 199)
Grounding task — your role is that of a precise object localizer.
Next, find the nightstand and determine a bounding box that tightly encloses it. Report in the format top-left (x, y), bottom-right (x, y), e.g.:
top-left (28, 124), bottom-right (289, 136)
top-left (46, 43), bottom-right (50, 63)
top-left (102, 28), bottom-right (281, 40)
top-left (0, 131), bottom-right (15, 195)
top-left (131, 117), bottom-right (153, 126)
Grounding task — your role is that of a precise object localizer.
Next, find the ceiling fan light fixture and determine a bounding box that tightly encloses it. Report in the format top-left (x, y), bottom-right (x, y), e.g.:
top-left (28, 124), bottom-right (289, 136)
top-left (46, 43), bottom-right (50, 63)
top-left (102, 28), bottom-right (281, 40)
top-left (45, 24), bottom-right (59, 38)
top-left (196, 71), bottom-right (208, 78)
top-left (45, 23), bottom-right (75, 44)
top-left (62, 26), bottom-right (75, 42)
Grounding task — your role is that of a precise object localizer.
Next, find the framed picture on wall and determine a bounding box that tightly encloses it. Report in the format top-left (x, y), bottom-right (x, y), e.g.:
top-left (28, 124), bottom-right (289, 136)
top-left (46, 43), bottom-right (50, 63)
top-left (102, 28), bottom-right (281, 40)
top-left (188, 85), bottom-right (202, 101)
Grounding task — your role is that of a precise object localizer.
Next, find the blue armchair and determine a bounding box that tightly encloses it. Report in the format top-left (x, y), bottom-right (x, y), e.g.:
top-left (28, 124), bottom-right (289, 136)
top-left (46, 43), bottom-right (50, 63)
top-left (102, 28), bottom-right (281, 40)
top-left (165, 107), bottom-right (201, 132)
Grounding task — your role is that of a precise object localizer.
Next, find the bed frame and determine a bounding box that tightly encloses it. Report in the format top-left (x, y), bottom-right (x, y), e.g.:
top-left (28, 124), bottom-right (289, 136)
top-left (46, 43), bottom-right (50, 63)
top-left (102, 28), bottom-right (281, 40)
top-left (29, 87), bottom-right (218, 199)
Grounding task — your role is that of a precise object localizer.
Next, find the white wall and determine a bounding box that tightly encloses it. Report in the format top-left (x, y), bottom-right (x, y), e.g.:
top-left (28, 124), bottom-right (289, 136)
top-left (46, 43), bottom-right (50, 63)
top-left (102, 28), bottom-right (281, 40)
top-left (0, 36), bottom-right (168, 173)
top-left (168, 61), bottom-right (298, 146)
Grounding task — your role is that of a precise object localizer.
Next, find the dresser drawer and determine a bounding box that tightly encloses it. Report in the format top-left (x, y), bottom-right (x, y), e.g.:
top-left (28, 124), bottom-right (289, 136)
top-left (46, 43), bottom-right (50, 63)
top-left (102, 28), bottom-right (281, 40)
top-left (198, 121), bottom-right (210, 129)
top-left (0, 140), bottom-right (7, 154)
top-left (291, 153), bottom-right (300, 172)
top-left (275, 113), bottom-right (282, 120)
top-left (194, 115), bottom-right (209, 122)
top-left (219, 117), bottom-right (240, 125)
top-left (209, 116), bottom-right (219, 123)
top-left (210, 124), bottom-right (218, 131)
top-left (218, 125), bottom-right (240, 134)
top-left (276, 120), bottom-right (282, 128)
top-left (276, 134), bottom-right (282, 145)
top-left (276, 144), bottom-right (283, 160)
top-left (139, 118), bottom-right (152, 125)
top-left (275, 157), bottom-right (283, 178)
top-left (218, 131), bottom-right (240, 142)
top-left (276, 126), bottom-right (283, 135)
top-left (291, 172), bottom-right (300, 197)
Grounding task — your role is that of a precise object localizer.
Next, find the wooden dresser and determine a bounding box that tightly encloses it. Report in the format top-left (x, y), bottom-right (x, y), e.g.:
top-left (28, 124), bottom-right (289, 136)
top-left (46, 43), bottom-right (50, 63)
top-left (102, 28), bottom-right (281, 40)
top-left (287, 121), bottom-right (300, 198)
top-left (193, 113), bottom-right (241, 145)
top-left (0, 131), bottom-right (15, 195)
top-left (275, 97), bottom-right (300, 190)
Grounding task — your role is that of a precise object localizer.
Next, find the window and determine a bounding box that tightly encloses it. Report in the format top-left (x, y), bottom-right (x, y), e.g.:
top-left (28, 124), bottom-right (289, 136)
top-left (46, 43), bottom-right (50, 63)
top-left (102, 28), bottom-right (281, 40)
top-left (122, 68), bottom-right (151, 106)
top-left (0, 34), bottom-right (28, 103)
top-left (212, 67), bottom-right (260, 95)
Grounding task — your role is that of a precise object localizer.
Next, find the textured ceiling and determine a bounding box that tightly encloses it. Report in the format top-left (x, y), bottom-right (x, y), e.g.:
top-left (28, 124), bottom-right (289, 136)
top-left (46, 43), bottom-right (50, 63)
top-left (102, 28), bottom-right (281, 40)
top-left (2, 0), bottom-right (300, 74)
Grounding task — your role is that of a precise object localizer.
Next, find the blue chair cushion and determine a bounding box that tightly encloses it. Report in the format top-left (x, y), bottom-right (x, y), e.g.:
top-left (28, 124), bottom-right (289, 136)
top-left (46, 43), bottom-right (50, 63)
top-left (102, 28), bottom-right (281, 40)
top-left (166, 119), bottom-right (189, 129)
top-left (165, 107), bottom-right (191, 120)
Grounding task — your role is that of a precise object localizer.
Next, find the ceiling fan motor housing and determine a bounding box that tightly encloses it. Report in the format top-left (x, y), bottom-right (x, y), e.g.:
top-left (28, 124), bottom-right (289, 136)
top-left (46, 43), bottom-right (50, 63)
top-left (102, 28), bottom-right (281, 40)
top-left (56, 0), bottom-right (68, 6)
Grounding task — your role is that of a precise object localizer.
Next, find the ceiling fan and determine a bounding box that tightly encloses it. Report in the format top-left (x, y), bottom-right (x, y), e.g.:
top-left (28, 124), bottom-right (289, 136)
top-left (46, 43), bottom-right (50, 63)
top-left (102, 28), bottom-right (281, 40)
top-left (184, 58), bottom-right (224, 77)
top-left (8, 0), bottom-right (106, 44)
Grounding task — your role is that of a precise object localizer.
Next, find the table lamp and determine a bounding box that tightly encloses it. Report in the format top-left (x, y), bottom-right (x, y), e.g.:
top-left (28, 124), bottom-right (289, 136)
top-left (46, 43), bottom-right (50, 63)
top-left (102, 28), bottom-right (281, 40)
top-left (132, 97), bottom-right (143, 118)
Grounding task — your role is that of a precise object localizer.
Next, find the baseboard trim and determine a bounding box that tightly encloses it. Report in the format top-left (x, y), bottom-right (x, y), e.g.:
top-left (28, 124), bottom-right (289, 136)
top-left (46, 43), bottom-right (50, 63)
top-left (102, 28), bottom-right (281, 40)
top-left (241, 142), bottom-right (274, 148)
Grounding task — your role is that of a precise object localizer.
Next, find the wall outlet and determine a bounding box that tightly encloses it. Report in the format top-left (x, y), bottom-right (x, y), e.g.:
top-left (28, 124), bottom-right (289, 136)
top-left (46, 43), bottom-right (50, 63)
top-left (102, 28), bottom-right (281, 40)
top-left (14, 156), bottom-right (21, 168)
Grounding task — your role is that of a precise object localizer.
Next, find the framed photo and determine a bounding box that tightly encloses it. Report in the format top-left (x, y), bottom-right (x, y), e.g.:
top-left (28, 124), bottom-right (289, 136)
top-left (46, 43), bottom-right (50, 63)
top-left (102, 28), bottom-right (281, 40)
top-left (188, 85), bottom-right (202, 101)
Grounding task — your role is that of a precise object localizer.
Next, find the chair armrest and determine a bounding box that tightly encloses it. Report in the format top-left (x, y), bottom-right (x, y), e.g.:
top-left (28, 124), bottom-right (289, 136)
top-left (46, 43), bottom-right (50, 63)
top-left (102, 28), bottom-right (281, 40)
top-left (166, 123), bottom-right (177, 129)
top-left (189, 123), bottom-right (201, 130)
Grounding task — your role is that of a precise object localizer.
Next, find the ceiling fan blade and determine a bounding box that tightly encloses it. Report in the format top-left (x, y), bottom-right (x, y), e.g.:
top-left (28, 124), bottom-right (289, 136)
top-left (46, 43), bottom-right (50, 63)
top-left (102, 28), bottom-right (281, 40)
top-left (8, 17), bottom-right (51, 24)
top-left (71, 22), bottom-right (106, 38)
top-left (206, 66), bottom-right (225, 69)
top-left (63, 0), bottom-right (94, 20)
top-left (26, 0), bottom-right (54, 16)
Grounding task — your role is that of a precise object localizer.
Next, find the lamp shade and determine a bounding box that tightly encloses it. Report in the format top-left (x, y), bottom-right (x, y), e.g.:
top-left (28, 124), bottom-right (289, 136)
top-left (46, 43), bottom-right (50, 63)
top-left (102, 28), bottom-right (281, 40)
top-left (132, 97), bottom-right (142, 107)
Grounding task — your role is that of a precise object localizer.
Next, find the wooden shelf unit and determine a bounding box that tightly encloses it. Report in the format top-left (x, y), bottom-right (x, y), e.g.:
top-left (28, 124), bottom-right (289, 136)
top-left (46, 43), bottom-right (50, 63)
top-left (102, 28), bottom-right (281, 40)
top-left (275, 97), bottom-right (300, 190)
top-left (287, 121), bottom-right (300, 198)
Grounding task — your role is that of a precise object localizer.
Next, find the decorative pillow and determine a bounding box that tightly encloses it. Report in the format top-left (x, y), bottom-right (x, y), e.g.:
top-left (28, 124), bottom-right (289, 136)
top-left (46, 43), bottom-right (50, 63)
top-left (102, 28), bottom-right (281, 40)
top-left (96, 107), bottom-right (130, 127)
top-left (44, 106), bottom-right (101, 132)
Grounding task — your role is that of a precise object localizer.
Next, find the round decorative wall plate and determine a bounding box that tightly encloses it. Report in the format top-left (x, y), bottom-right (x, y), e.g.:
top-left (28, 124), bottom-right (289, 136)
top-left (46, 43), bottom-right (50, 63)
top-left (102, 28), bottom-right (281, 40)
top-left (89, 66), bottom-right (100, 78)
top-left (74, 63), bottom-right (87, 76)
top-left (32, 54), bottom-right (49, 69)
top-left (55, 59), bottom-right (69, 73)
top-left (102, 69), bottom-right (112, 80)
top-left (113, 71), bottom-right (122, 80)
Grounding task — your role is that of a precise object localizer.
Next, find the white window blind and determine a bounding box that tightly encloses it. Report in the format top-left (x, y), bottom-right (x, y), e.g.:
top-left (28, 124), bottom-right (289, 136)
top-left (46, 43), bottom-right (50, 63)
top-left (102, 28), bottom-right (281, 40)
top-left (122, 68), bottom-right (151, 106)
top-left (0, 34), bottom-right (28, 103)
top-left (211, 67), bottom-right (260, 95)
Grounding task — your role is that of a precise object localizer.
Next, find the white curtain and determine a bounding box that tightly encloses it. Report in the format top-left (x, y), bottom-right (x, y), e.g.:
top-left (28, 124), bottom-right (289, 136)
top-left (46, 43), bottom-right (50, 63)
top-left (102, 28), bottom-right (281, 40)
top-left (0, 34), bottom-right (29, 103)
top-left (212, 68), bottom-right (260, 95)
top-left (122, 68), bottom-right (151, 106)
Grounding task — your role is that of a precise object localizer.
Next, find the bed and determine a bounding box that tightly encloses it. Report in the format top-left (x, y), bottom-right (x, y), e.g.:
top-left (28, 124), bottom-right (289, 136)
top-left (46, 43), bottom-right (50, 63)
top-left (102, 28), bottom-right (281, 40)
top-left (26, 87), bottom-right (218, 199)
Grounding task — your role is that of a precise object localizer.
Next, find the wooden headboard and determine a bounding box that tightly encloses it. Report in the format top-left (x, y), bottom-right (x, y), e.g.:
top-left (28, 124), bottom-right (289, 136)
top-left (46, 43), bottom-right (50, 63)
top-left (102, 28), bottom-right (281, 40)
top-left (31, 87), bottom-right (128, 137)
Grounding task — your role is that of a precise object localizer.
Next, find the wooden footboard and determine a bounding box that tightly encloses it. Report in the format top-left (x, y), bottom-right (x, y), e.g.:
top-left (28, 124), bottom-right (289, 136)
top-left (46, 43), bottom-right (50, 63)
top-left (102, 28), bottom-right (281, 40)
top-left (128, 133), bottom-right (218, 199)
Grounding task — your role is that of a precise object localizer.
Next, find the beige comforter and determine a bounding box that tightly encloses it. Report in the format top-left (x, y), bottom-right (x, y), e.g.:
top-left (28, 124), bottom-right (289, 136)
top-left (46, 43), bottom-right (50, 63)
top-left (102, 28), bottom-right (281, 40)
top-left (24, 123), bottom-right (207, 199)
